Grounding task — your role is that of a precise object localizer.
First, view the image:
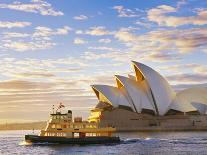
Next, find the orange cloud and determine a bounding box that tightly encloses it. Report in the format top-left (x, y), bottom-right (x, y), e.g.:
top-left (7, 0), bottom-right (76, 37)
top-left (148, 5), bottom-right (207, 27)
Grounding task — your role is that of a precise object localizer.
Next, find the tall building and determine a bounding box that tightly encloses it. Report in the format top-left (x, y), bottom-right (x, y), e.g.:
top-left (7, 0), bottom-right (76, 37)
top-left (88, 61), bottom-right (207, 131)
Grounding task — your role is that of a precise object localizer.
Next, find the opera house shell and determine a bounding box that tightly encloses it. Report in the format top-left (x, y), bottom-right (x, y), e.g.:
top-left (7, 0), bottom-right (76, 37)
top-left (88, 61), bottom-right (207, 131)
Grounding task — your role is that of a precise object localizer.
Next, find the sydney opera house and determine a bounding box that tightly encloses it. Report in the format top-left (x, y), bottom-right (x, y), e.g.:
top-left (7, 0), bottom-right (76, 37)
top-left (88, 61), bottom-right (207, 131)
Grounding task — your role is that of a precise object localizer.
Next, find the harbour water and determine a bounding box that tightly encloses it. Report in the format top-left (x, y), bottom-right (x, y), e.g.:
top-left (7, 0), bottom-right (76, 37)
top-left (1, 130), bottom-right (207, 155)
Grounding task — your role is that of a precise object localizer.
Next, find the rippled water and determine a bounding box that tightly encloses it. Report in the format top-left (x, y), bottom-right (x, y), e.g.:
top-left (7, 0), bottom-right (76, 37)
top-left (1, 130), bottom-right (207, 155)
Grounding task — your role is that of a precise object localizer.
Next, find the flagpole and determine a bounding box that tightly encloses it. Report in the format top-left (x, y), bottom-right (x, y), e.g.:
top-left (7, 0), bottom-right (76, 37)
top-left (52, 105), bottom-right (54, 114)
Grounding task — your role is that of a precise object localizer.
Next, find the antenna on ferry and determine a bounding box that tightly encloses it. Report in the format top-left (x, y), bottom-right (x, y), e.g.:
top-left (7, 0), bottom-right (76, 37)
top-left (52, 105), bottom-right (55, 114)
top-left (56, 102), bottom-right (65, 113)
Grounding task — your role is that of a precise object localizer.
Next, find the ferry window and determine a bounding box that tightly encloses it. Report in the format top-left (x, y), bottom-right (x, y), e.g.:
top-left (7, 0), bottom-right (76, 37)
top-left (74, 133), bottom-right (79, 138)
top-left (52, 124), bottom-right (56, 128)
top-left (56, 124), bottom-right (61, 128)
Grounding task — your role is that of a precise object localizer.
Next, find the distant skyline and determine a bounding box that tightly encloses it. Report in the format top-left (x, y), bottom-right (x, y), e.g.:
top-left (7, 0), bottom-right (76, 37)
top-left (0, 0), bottom-right (207, 123)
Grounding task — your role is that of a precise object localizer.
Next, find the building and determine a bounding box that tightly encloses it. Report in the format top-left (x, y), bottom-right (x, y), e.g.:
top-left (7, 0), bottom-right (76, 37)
top-left (88, 61), bottom-right (207, 131)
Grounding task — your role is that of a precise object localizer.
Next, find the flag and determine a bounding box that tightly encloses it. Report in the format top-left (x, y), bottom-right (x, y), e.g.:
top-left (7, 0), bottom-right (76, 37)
top-left (58, 102), bottom-right (65, 109)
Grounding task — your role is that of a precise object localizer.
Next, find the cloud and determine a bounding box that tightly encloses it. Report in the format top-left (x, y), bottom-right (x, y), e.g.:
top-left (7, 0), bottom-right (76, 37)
top-left (73, 38), bottom-right (87, 44)
top-left (140, 52), bottom-right (181, 63)
top-left (0, 80), bottom-right (53, 90)
top-left (88, 46), bottom-right (120, 52)
top-left (85, 26), bottom-right (111, 36)
top-left (2, 40), bottom-right (56, 52)
top-left (193, 65), bottom-right (207, 73)
top-left (0, 0), bottom-right (63, 16)
top-left (33, 26), bottom-right (71, 37)
top-left (0, 21), bottom-right (31, 28)
top-left (76, 27), bottom-right (112, 36)
top-left (0, 78), bottom-right (96, 121)
top-left (1, 26), bottom-right (71, 52)
top-left (75, 30), bottom-right (83, 34)
top-left (0, 57), bottom-right (95, 103)
top-left (159, 63), bottom-right (202, 74)
top-left (0, 63), bottom-right (124, 121)
top-left (14, 72), bottom-right (55, 78)
top-left (135, 21), bottom-right (152, 29)
top-left (98, 38), bottom-right (111, 43)
top-left (114, 28), bottom-right (207, 54)
top-left (113, 5), bottom-right (139, 18)
top-left (114, 30), bottom-right (137, 42)
top-left (84, 49), bottom-right (180, 64)
top-left (73, 15), bottom-right (88, 20)
top-left (161, 63), bottom-right (207, 85)
top-left (176, 0), bottom-right (187, 9)
top-left (167, 73), bottom-right (207, 84)
top-left (147, 5), bottom-right (207, 27)
top-left (173, 83), bottom-right (207, 91)
top-left (0, 57), bottom-right (90, 83)
top-left (2, 32), bottom-right (30, 38)
top-left (165, 63), bottom-right (207, 76)
top-left (84, 50), bottom-right (139, 65)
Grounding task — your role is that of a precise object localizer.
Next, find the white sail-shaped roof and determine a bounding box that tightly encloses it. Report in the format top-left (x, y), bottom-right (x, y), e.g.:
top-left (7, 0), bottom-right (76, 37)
top-left (115, 75), bottom-right (155, 113)
top-left (128, 74), bottom-right (136, 80)
top-left (91, 85), bottom-right (131, 108)
top-left (115, 76), bottom-right (137, 112)
top-left (91, 61), bottom-right (207, 116)
top-left (171, 88), bottom-right (207, 113)
top-left (191, 102), bottom-right (207, 114)
top-left (132, 61), bottom-right (176, 115)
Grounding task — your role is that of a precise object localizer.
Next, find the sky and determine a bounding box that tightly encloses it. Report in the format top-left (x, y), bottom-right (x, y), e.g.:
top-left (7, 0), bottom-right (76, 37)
top-left (0, 0), bottom-right (207, 123)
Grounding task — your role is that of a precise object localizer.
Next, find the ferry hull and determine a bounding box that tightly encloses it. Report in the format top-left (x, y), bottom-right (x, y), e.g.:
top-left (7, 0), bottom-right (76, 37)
top-left (25, 135), bottom-right (120, 144)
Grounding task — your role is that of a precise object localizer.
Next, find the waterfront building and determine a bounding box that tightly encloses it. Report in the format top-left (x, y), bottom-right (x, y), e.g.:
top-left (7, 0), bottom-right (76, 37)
top-left (88, 61), bottom-right (207, 131)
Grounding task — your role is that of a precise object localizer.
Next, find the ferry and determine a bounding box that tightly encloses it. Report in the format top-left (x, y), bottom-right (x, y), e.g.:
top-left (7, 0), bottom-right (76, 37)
top-left (25, 103), bottom-right (120, 144)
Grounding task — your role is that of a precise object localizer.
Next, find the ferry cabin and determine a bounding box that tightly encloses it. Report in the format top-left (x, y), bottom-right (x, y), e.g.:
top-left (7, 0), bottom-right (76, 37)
top-left (39, 110), bottom-right (116, 138)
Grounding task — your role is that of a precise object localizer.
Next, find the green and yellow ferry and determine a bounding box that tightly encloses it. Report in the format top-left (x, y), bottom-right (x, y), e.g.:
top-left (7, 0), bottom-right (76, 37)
top-left (25, 104), bottom-right (120, 144)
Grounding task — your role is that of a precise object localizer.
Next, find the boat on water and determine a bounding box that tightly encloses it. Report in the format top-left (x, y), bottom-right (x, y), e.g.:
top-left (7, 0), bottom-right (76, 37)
top-left (25, 103), bottom-right (120, 144)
